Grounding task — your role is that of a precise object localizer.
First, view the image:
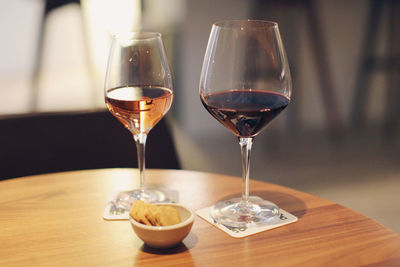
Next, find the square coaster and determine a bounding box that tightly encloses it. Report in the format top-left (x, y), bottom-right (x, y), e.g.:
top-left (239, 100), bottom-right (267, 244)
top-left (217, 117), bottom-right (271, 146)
top-left (103, 189), bottom-right (179, 220)
top-left (196, 206), bottom-right (298, 238)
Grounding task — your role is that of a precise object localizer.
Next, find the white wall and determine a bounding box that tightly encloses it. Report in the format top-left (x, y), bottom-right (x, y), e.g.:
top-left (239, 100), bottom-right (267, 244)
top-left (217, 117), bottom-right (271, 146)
top-left (0, 1), bottom-right (42, 76)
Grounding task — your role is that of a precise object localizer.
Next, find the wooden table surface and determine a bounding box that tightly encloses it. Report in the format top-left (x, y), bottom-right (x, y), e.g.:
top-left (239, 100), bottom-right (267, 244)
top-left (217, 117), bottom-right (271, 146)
top-left (1, 168), bottom-right (399, 266)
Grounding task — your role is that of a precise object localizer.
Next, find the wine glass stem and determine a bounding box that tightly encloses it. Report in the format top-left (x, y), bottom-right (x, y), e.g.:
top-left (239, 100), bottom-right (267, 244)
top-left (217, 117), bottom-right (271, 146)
top-left (239, 137), bottom-right (253, 203)
top-left (134, 133), bottom-right (147, 193)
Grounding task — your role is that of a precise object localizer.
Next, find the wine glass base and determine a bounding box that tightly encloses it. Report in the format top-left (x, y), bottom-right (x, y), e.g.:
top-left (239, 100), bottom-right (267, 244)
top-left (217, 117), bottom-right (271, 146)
top-left (210, 196), bottom-right (280, 228)
top-left (112, 188), bottom-right (174, 210)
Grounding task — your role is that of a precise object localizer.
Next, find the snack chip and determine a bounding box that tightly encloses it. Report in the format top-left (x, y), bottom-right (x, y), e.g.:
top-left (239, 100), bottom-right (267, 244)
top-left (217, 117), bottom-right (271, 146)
top-left (130, 200), bottom-right (181, 226)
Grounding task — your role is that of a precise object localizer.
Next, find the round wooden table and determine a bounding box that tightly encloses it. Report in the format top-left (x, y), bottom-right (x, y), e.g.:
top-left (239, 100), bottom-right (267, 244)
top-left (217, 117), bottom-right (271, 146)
top-left (1, 169), bottom-right (399, 266)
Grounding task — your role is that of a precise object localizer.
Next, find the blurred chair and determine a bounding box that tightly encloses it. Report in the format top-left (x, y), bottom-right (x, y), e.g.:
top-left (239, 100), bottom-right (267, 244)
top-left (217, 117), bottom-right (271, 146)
top-left (31, 0), bottom-right (91, 110)
top-left (351, 0), bottom-right (400, 137)
top-left (251, 0), bottom-right (343, 138)
top-left (0, 110), bottom-right (180, 180)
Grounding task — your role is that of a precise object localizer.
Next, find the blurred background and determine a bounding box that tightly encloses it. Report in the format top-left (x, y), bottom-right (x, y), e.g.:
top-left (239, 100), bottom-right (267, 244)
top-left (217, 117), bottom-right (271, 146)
top-left (1, 0), bottom-right (399, 232)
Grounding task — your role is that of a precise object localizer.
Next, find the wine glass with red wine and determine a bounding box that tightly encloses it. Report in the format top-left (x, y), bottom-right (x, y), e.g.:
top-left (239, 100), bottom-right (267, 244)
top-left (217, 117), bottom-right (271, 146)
top-left (199, 20), bottom-right (292, 227)
top-left (104, 32), bottom-right (173, 207)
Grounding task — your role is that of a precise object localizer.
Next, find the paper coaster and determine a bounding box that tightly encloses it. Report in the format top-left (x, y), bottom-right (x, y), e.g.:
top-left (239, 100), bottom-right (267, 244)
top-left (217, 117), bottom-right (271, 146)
top-left (103, 188), bottom-right (179, 220)
top-left (196, 206), bottom-right (298, 238)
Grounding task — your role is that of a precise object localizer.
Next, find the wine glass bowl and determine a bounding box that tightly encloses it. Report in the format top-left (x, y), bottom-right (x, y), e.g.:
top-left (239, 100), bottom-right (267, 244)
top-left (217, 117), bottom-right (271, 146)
top-left (200, 89), bottom-right (289, 138)
top-left (105, 85), bottom-right (173, 135)
top-left (104, 32), bottom-right (173, 206)
top-left (200, 20), bottom-right (292, 227)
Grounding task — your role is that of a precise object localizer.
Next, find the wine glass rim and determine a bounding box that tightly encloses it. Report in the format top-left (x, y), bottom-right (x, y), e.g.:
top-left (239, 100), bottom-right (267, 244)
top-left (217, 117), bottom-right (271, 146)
top-left (213, 19), bottom-right (278, 29)
top-left (112, 32), bottom-right (162, 41)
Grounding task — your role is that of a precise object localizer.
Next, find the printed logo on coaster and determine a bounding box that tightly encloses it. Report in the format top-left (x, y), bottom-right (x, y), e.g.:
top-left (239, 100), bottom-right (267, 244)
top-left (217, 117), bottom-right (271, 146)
top-left (196, 206), bottom-right (298, 238)
top-left (103, 202), bottom-right (131, 220)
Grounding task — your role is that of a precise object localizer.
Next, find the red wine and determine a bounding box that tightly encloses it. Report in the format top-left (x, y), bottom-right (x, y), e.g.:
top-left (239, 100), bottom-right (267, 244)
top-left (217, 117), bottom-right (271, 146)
top-left (201, 90), bottom-right (289, 137)
top-left (106, 86), bottom-right (173, 134)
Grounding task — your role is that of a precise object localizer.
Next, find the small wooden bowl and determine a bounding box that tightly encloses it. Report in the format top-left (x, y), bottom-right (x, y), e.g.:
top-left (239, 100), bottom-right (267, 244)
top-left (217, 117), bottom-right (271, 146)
top-left (129, 203), bottom-right (195, 249)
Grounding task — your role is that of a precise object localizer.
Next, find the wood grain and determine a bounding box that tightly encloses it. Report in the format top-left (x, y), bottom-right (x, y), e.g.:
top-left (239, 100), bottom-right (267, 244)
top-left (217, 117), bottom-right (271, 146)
top-left (0, 169), bottom-right (399, 266)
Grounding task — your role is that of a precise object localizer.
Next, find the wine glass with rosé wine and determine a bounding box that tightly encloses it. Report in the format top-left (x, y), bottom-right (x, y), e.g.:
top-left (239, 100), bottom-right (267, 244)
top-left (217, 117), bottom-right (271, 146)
top-left (104, 32), bottom-right (174, 209)
top-left (199, 20), bottom-right (292, 228)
